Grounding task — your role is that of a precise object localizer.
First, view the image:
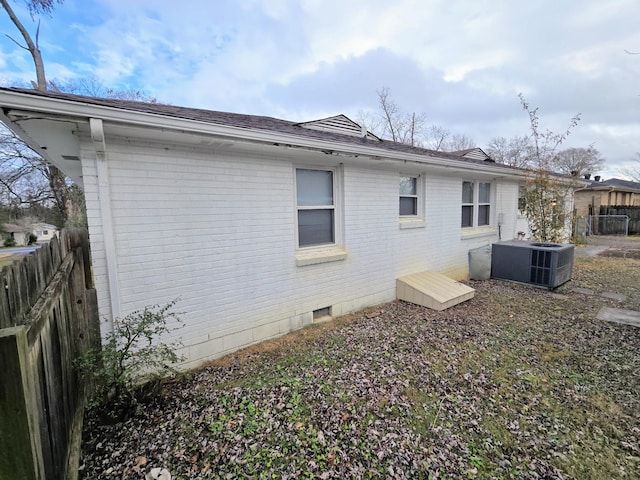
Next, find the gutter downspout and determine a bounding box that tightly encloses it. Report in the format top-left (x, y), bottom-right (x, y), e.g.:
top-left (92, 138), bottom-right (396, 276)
top-left (90, 118), bottom-right (121, 330)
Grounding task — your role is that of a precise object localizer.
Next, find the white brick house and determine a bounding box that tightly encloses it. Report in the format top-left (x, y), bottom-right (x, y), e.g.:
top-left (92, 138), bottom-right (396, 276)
top-left (0, 88), bottom-right (530, 368)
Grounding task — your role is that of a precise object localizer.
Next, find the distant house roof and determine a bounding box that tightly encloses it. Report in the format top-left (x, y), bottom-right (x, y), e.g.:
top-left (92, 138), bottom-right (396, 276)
top-left (0, 87), bottom-right (529, 183)
top-left (2, 223), bottom-right (24, 233)
top-left (33, 223), bottom-right (57, 231)
top-left (2, 222), bottom-right (56, 233)
top-left (579, 178), bottom-right (640, 193)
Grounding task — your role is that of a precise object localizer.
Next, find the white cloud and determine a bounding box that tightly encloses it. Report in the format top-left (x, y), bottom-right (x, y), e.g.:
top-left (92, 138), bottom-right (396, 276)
top-left (0, 0), bottom-right (638, 175)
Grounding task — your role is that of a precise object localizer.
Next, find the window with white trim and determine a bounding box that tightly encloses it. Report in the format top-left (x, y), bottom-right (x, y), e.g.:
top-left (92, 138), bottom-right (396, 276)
top-left (399, 176), bottom-right (418, 216)
top-left (462, 180), bottom-right (491, 228)
top-left (296, 168), bottom-right (335, 247)
top-left (518, 185), bottom-right (527, 215)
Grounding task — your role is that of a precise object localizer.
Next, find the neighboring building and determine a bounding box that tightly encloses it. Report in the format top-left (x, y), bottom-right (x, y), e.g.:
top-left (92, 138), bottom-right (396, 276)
top-left (33, 223), bottom-right (58, 242)
top-left (2, 223), bottom-right (29, 246)
top-left (1, 222), bottom-right (58, 246)
top-left (0, 87), bottom-right (534, 368)
top-left (574, 177), bottom-right (640, 217)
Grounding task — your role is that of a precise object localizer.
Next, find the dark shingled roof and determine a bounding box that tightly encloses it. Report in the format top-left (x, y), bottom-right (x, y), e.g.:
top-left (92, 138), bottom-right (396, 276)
top-left (587, 178), bottom-right (640, 191)
top-left (1, 87), bottom-right (523, 172)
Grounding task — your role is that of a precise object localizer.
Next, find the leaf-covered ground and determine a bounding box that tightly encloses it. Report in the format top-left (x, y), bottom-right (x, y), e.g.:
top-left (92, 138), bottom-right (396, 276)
top-left (80, 253), bottom-right (640, 479)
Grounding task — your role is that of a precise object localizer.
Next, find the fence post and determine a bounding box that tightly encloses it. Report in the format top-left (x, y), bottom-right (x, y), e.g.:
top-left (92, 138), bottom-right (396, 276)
top-left (0, 326), bottom-right (45, 480)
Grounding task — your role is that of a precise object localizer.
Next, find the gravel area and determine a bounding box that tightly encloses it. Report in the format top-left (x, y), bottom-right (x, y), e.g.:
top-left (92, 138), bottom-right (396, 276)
top-left (576, 235), bottom-right (640, 259)
top-left (79, 253), bottom-right (640, 479)
top-left (582, 235), bottom-right (640, 248)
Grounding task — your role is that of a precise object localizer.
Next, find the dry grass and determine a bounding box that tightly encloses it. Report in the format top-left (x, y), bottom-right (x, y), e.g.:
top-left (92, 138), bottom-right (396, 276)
top-left (80, 254), bottom-right (640, 479)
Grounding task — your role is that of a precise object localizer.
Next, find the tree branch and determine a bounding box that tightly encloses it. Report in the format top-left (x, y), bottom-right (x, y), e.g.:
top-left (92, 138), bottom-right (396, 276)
top-left (4, 33), bottom-right (28, 50)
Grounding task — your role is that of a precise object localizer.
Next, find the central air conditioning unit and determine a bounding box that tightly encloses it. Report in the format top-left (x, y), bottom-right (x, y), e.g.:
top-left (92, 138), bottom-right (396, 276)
top-left (491, 240), bottom-right (575, 289)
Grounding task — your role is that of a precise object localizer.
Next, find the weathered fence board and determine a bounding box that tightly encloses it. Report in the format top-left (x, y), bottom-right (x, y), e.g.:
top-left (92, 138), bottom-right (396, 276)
top-left (1, 235), bottom-right (65, 329)
top-left (0, 326), bottom-right (44, 479)
top-left (0, 229), bottom-right (99, 480)
top-left (599, 206), bottom-right (640, 235)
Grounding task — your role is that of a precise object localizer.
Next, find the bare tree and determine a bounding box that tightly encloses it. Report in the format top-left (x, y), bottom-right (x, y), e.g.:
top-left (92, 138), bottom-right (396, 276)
top-left (485, 135), bottom-right (532, 168)
top-left (0, 124), bottom-right (65, 226)
top-left (1, 0), bottom-right (69, 223)
top-left (405, 112), bottom-right (426, 147)
top-left (443, 133), bottom-right (476, 152)
top-left (620, 152), bottom-right (640, 182)
top-left (1, 3), bottom-right (157, 227)
top-left (518, 94), bottom-right (581, 242)
top-left (49, 77), bottom-right (158, 102)
top-left (377, 86), bottom-right (402, 143)
top-left (368, 87), bottom-right (476, 152)
top-left (554, 146), bottom-right (605, 177)
top-left (0, 125), bottom-right (51, 206)
top-left (422, 124), bottom-right (450, 151)
top-left (519, 93), bottom-right (581, 171)
top-left (0, 0), bottom-right (62, 89)
top-left (376, 87), bottom-right (426, 147)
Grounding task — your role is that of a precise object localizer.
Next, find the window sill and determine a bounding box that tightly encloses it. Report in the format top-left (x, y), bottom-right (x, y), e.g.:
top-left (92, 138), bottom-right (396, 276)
top-left (399, 218), bottom-right (426, 229)
top-left (295, 246), bottom-right (348, 266)
top-left (461, 226), bottom-right (498, 240)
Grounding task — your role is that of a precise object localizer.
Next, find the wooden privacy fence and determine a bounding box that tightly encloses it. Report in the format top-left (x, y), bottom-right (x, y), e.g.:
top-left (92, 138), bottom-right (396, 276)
top-left (0, 229), bottom-right (100, 480)
top-left (599, 206), bottom-right (640, 235)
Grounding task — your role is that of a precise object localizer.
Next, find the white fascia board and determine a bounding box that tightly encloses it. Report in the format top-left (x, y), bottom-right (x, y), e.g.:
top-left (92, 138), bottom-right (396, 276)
top-left (0, 108), bottom-right (84, 185)
top-left (0, 89), bottom-right (527, 179)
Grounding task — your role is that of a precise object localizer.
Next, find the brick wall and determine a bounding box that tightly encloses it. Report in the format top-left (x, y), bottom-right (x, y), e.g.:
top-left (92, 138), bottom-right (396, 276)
top-left (82, 138), bottom-right (520, 367)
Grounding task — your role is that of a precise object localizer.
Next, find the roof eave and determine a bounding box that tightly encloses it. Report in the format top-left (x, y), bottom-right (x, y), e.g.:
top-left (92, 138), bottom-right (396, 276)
top-left (0, 89), bottom-right (527, 178)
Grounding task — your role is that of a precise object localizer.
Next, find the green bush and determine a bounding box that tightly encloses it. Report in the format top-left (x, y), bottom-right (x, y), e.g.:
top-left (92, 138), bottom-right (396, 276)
top-left (75, 299), bottom-right (185, 418)
top-left (3, 237), bottom-right (16, 247)
top-left (27, 233), bottom-right (37, 245)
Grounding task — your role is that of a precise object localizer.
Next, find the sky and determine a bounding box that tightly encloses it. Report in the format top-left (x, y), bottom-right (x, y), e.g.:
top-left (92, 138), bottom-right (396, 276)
top-left (1, 0), bottom-right (639, 179)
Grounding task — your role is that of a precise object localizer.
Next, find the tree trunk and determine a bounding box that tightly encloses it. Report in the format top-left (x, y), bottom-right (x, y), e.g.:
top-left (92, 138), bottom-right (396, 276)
top-left (47, 165), bottom-right (68, 219)
top-left (0, 0), bottom-right (47, 89)
top-left (1, 0), bottom-right (70, 222)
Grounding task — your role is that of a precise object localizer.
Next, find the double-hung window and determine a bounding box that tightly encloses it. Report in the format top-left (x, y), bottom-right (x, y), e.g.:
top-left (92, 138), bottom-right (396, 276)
top-left (399, 176), bottom-right (418, 216)
top-left (296, 168), bottom-right (335, 247)
top-left (478, 182), bottom-right (491, 226)
top-left (462, 181), bottom-right (491, 228)
top-left (518, 185), bottom-right (527, 215)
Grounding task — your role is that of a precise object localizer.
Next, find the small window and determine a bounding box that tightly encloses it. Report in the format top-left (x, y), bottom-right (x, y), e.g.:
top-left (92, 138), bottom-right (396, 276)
top-left (399, 176), bottom-right (418, 216)
top-left (296, 169), bottom-right (335, 247)
top-left (462, 180), bottom-right (492, 228)
top-left (478, 182), bottom-right (491, 226)
top-left (461, 181), bottom-right (474, 227)
top-left (43, 230), bottom-right (48, 235)
top-left (518, 186), bottom-right (526, 214)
